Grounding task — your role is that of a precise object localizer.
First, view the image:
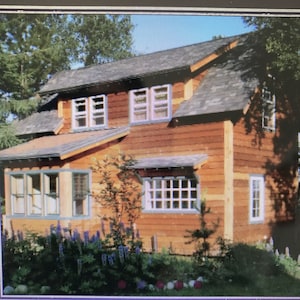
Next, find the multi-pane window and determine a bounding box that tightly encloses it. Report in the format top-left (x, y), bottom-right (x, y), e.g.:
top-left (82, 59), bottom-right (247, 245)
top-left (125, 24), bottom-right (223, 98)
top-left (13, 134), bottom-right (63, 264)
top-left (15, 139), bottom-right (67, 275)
top-left (73, 95), bottom-right (107, 129)
top-left (73, 173), bottom-right (89, 216)
top-left (130, 85), bottom-right (171, 124)
top-left (249, 175), bottom-right (264, 223)
top-left (262, 87), bottom-right (276, 131)
top-left (11, 175), bottom-right (25, 214)
top-left (10, 172), bottom-right (59, 216)
top-left (143, 176), bottom-right (199, 212)
top-left (9, 171), bottom-right (90, 218)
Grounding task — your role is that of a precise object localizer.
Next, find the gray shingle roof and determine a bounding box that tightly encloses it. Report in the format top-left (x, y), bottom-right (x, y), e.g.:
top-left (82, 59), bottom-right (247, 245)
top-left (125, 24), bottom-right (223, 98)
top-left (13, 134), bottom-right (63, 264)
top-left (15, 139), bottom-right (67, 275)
top-left (174, 36), bottom-right (259, 118)
top-left (0, 127), bottom-right (129, 161)
top-left (12, 110), bottom-right (62, 136)
top-left (39, 35), bottom-right (241, 95)
top-left (132, 154), bottom-right (208, 169)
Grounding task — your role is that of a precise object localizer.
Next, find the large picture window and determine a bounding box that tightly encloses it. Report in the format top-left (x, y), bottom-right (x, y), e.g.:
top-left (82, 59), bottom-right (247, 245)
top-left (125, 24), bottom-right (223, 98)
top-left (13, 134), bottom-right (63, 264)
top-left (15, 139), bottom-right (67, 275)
top-left (72, 95), bottom-right (107, 130)
top-left (249, 175), bottom-right (265, 223)
top-left (143, 176), bottom-right (199, 212)
top-left (130, 84), bottom-right (171, 124)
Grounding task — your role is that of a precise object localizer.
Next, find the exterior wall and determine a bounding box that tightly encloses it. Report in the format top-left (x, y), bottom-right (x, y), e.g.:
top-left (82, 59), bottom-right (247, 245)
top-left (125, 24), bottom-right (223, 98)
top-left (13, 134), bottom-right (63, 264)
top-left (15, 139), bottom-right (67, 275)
top-left (233, 117), bottom-right (276, 243)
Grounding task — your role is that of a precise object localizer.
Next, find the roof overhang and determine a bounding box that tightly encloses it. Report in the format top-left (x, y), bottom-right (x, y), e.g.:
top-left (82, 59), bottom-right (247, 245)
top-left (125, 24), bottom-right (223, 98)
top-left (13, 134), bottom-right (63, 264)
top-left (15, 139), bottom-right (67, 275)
top-left (132, 154), bottom-right (208, 170)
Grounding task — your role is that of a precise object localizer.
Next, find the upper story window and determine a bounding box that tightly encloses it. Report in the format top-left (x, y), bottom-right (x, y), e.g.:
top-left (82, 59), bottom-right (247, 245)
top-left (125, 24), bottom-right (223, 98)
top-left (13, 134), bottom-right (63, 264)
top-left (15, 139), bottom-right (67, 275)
top-left (262, 87), bottom-right (276, 131)
top-left (143, 176), bottom-right (199, 212)
top-left (72, 95), bottom-right (107, 130)
top-left (130, 84), bottom-right (172, 124)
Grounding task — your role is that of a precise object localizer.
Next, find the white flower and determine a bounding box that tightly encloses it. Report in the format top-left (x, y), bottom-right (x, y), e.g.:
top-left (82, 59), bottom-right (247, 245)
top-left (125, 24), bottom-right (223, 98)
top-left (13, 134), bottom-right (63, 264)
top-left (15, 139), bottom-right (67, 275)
top-left (188, 280), bottom-right (195, 288)
top-left (166, 281), bottom-right (174, 290)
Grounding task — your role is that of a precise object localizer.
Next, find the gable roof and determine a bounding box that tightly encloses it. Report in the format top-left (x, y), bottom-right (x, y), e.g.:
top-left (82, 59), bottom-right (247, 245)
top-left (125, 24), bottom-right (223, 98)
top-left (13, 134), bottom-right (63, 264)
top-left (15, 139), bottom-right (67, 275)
top-left (39, 35), bottom-right (241, 95)
top-left (0, 127), bottom-right (129, 161)
top-left (174, 35), bottom-right (259, 118)
top-left (12, 110), bottom-right (63, 136)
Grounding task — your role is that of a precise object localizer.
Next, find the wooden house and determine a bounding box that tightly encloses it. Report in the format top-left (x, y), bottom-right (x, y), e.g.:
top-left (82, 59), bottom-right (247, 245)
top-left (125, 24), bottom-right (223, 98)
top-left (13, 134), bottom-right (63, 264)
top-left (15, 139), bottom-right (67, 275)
top-left (0, 34), bottom-right (298, 254)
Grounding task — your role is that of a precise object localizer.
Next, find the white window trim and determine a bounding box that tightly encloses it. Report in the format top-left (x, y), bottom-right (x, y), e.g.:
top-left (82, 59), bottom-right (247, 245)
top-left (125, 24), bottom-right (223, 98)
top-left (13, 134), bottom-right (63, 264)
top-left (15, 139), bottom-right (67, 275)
top-left (142, 176), bottom-right (200, 213)
top-left (72, 95), bottom-right (107, 130)
top-left (249, 175), bottom-right (265, 223)
top-left (130, 84), bottom-right (172, 124)
top-left (262, 87), bottom-right (276, 131)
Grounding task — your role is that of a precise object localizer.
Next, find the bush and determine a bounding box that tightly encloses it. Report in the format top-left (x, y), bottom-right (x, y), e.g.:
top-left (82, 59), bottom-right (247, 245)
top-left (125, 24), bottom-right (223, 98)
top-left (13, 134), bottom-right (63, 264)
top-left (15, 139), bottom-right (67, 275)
top-left (222, 243), bottom-right (281, 284)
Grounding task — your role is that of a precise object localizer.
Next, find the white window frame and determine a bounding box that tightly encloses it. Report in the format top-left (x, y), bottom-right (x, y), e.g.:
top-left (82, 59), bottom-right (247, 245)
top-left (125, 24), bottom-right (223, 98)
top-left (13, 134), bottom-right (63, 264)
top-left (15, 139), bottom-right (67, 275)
top-left (130, 84), bottom-right (172, 124)
top-left (72, 95), bottom-right (107, 130)
top-left (11, 174), bottom-right (25, 215)
top-left (262, 87), bottom-right (276, 131)
top-left (249, 175), bottom-right (265, 223)
top-left (142, 176), bottom-right (199, 213)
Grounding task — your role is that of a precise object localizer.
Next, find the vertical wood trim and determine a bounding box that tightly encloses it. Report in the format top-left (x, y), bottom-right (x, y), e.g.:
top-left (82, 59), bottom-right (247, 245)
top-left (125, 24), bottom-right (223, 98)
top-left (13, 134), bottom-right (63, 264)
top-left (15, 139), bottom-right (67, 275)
top-left (4, 168), bottom-right (11, 216)
top-left (58, 100), bottom-right (64, 118)
top-left (184, 79), bottom-right (193, 100)
top-left (224, 120), bottom-right (234, 241)
top-left (59, 171), bottom-right (72, 217)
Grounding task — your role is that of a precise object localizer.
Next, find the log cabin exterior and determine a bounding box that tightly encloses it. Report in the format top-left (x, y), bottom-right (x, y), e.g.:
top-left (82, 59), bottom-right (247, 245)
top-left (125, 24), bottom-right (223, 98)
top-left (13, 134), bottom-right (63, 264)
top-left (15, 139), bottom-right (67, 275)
top-left (0, 34), bottom-right (298, 254)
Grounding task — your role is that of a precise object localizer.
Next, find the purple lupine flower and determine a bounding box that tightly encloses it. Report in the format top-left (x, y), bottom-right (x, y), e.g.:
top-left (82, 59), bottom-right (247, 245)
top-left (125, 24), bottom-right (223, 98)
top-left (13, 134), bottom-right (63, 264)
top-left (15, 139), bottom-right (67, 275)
top-left (101, 253), bottom-right (107, 265)
top-left (108, 255), bottom-right (114, 265)
top-left (118, 245), bottom-right (124, 262)
top-left (135, 246), bottom-right (141, 255)
top-left (56, 221), bottom-right (62, 236)
top-left (137, 280), bottom-right (146, 290)
top-left (58, 243), bottom-right (64, 257)
top-left (124, 246), bottom-right (129, 258)
top-left (96, 230), bottom-right (100, 239)
top-left (83, 231), bottom-right (89, 245)
top-left (72, 229), bottom-right (80, 241)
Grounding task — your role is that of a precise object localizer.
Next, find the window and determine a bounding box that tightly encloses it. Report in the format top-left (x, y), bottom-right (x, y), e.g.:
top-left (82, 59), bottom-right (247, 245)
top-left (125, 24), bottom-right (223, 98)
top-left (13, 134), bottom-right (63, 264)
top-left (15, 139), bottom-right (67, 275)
top-left (9, 171), bottom-right (90, 218)
top-left (262, 87), bottom-right (276, 131)
top-left (143, 176), bottom-right (199, 212)
top-left (73, 95), bottom-right (107, 130)
top-left (11, 175), bottom-right (25, 214)
top-left (130, 85), bottom-right (171, 124)
top-left (44, 173), bottom-right (59, 215)
top-left (10, 172), bottom-right (59, 216)
top-left (249, 175), bottom-right (264, 223)
top-left (73, 173), bottom-right (89, 216)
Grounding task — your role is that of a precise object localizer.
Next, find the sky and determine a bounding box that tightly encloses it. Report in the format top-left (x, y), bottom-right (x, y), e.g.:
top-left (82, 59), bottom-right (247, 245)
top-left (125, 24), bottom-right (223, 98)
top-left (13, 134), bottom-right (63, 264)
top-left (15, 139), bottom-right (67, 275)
top-left (131, 15), bottom-right (254, 54)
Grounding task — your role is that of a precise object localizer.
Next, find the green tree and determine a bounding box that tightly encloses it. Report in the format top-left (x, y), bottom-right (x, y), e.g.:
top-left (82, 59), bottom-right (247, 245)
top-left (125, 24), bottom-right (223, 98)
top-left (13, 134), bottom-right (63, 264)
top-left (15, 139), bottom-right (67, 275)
top-left (0, 14), bottom-right (134, 148)
top-left (92, 154), bottom-right (142, 249)
top-left (243, 17), bottom-right (300, 219)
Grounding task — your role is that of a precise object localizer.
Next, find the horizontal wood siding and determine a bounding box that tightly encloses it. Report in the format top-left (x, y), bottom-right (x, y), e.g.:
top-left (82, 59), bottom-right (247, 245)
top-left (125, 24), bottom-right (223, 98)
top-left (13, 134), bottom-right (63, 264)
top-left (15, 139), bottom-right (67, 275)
top-left (233, 116), bottom-right (277, 243)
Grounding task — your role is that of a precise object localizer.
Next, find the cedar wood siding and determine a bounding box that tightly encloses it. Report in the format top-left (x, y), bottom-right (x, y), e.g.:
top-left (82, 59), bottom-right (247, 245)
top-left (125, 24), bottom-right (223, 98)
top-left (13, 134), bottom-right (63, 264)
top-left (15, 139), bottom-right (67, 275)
top-left (233, 116), bottom-right (276, 243)
top-left (3, 73), bottom-right (227, 254)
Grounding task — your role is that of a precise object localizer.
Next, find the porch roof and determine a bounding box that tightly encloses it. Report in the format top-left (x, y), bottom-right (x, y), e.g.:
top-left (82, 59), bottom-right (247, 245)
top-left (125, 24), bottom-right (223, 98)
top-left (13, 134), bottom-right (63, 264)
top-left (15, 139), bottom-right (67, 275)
top-left (0, 126), bottom-right (129, 161)
top-left (132, 154), bottom-right (208, 169)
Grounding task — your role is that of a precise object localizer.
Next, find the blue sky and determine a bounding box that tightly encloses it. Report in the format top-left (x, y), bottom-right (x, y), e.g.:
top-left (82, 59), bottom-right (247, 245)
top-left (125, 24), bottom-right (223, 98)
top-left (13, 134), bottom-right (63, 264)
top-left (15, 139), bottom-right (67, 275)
top-left (131, 15), bottom-right (254, 54)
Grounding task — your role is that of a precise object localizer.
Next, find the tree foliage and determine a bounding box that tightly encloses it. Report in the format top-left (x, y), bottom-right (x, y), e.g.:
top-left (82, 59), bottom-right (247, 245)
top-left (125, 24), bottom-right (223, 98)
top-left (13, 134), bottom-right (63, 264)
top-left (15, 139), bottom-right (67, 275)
top-left (243, 17), bottom-right (300, 220)
top-left (0, 14), bottom-right (134, 148)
